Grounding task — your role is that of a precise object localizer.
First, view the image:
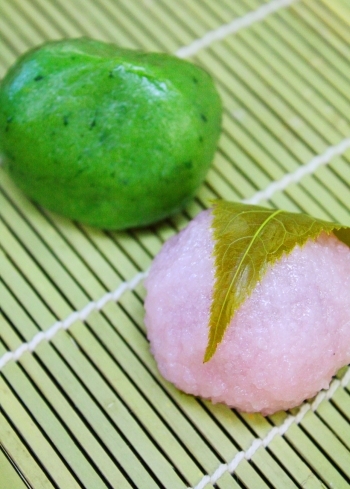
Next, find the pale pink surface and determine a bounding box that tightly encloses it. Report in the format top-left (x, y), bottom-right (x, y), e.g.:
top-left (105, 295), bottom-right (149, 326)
top-left (144, 210), bottom-right (350, 414)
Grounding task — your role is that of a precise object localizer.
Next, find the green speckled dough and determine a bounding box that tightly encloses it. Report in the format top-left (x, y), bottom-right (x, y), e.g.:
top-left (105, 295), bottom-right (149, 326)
top-left (0, 38), bottom-right (222, 229)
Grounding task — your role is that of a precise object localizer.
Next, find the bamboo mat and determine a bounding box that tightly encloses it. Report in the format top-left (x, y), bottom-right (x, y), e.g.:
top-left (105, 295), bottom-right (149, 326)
top-left (1, 0), bottom-right (350, 488)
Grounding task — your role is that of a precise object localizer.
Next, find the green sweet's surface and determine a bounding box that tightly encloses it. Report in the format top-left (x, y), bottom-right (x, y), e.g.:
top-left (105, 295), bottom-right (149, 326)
top-left (0, 38), bottom-right (222, 229)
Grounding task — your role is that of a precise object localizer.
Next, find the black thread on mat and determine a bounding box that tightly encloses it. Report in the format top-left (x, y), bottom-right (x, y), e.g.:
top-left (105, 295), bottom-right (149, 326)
top-left (1, 0), bottom-right (348, 488)
top-left (3, 278), bottom-right (163, 488)
top-left (1, 380), bottom-right (73, 489)
top-left (1, 323), bottom-right (141, 488)
top-left (2, 360), bottom-right (115, 489)
top-left (40, 340), bottom-right (172, 489)
top-left (0, 443), bottom-right (33, 489)
top-left (74, 314), bottom-right (229, 487)
top-left (261, 414), bottom-right (327, 488)
top-left (8, 323), bottom-right (124, 489)
top-left (0, 240), bottom-right (142, 484)
top-left (0, 267), bottom-right (243, 489)
top-left (305, 419), bottom-right (350, 485)
top-left (68, 330), bottom-right (196, 488)
top-left (30, 349), bottom-right (139, 489)
top-left (95, 274), bottom-right (348, 489)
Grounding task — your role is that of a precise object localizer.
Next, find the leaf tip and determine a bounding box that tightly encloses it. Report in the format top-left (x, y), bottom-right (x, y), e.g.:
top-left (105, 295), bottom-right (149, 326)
top-left (203, 342), bottom-right (217, 363)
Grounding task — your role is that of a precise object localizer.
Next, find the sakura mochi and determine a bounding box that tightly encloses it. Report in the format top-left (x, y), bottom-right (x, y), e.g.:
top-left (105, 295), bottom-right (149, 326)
top-left (144, 203), bottom-right (350, 415)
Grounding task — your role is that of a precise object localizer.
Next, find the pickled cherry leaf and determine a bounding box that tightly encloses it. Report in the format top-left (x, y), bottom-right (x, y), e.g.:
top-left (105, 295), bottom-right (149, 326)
top-left (204, 201), bottom-right (350, 362)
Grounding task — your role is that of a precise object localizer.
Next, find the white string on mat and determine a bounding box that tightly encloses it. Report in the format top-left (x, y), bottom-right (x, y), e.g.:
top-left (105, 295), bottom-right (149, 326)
top-left (176, 0), bottom-right (300, 59)
top-left (0, 135), bottom-right (348, 488)
top-left (245, 138), bottom-right (350, 205)
top-left (0, 149), bottom-right (349, 485)
top-left (0, 0), bottom-right (304, 372)
top-left (0, 271), bottom-right (148, 370)
top-left (189, 367), bottom-right (350, 489)
top-left (1, 136), bottom-right (350, 369)
top-left (0, 0), bottom-right (349, 481)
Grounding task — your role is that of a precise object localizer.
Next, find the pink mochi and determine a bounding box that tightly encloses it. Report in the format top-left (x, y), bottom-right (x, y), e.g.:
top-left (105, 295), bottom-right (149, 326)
top-left (144, 210), bottom-right (350, 415)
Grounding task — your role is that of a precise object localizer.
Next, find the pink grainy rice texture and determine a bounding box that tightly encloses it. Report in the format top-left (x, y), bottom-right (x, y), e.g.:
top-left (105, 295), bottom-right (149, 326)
top-left (144, 210), bottom-right (350, 415)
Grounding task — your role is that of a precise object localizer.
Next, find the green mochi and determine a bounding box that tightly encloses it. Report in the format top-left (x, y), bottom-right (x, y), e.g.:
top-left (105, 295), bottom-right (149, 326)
top-left (0, 38), bottom-right (222, 229)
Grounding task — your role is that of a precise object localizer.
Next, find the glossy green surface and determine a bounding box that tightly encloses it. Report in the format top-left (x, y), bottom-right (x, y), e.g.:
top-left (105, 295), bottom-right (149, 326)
top-left (0, 38), bottom-right (222, 229)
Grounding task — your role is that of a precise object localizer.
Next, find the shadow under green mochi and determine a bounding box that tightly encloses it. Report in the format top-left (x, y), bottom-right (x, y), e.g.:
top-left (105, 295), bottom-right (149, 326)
top-left (0, 37), bottom-right (222, 229)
